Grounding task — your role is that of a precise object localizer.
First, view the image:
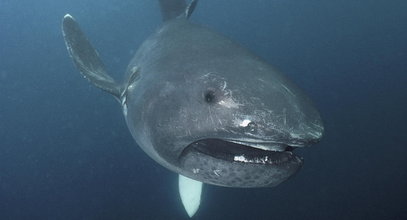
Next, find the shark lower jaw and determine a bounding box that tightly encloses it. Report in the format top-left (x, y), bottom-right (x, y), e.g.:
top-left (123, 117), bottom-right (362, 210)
top-left (178, 138), bottom-right (303, 187)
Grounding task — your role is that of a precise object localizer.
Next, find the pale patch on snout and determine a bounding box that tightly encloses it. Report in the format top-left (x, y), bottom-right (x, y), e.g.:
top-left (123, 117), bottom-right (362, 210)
top-left (239, 119), bottom-right (252, 127)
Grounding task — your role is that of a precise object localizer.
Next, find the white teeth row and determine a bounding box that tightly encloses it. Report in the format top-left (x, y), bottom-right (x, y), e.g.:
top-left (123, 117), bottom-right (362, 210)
top-left (233, 152), bottom-right (293, 164)
top-left (233, 155), bottom-right (271, 164)
top-left (234, 155), bottom-right (267, 163)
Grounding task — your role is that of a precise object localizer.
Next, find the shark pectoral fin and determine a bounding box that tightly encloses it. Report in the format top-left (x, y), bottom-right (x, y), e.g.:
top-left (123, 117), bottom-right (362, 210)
top-left (62, 14), bottom-right (121, 99)
top-left (178, 174), bottom-right (203, 218)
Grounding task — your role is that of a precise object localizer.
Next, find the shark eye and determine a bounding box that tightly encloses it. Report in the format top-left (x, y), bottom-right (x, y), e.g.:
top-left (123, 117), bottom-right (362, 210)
top-left (204, 89), bottom-right (217, 104)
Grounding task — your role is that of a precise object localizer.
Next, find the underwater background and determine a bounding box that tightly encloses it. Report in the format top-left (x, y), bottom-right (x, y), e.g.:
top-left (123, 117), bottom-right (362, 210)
top-left (0, 0), bottom-right (406, 219)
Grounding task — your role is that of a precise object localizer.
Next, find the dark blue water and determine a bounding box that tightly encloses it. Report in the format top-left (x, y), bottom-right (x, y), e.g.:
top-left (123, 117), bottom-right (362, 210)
top-left (1, 0), bottom-right (406, 219)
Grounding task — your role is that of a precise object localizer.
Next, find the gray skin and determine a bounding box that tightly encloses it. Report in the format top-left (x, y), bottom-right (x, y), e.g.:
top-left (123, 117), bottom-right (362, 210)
top-left (62, 1), bottom-right (324, 188)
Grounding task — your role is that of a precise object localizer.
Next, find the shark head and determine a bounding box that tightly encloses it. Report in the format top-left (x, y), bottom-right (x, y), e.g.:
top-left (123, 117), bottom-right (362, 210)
top-left (125, 69), bottom-right (323, 188)
top-left (123, 20), bottom-right (324, 187)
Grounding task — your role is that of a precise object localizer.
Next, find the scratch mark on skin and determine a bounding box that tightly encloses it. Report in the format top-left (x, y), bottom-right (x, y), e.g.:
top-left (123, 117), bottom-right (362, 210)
top-left (193, 168), bottom-right (200, 174)
top-left (208, 107), bottom-right (215, 126)
top-left (257, 78), bottom-right (267, 83)
top-left (281, 84), bottom-right (295, 97)
top-left (218, 118), bottom-right (223, 126)
top-left (221, 81), bottom-right (227, 90)
top-left (186, 129), bottom-right (192, 136)
top-left (200, 72), bottom-right (215, 80)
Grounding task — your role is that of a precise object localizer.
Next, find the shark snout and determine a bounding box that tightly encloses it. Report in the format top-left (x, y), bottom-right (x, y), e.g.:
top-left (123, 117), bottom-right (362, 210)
top-left (235, 114), bottom-right (324, 148)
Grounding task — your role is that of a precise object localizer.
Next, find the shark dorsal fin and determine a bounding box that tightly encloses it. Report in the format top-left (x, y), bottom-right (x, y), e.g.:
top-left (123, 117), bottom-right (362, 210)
top-left (184, 0), bottom-right (198, 19)
top-left (158, 0), bottom-right (198, 21)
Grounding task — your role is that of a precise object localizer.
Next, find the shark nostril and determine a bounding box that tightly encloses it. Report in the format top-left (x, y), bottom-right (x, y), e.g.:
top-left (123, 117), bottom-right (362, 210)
top-left (247, 121), bottom-right (257, 132)
top-left (248, 121), bottom-right (256, 127)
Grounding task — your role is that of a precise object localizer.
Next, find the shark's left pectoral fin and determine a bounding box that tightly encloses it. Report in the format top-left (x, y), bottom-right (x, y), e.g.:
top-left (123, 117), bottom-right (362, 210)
top-left (179, 174), bottom-right (203, 218)
top-left (62, 14), bottom-right (121, 99)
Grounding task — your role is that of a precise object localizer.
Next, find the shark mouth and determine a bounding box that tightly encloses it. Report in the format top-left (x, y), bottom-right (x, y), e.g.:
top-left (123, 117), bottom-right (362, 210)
top-left (179, 138), bottom-right (304, 187)
top-left (181, 138), bottom-right (301, 165)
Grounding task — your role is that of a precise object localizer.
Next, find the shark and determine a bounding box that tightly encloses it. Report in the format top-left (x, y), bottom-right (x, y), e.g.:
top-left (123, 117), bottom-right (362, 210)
top-left (62, 0), bottom-right (324, 217)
